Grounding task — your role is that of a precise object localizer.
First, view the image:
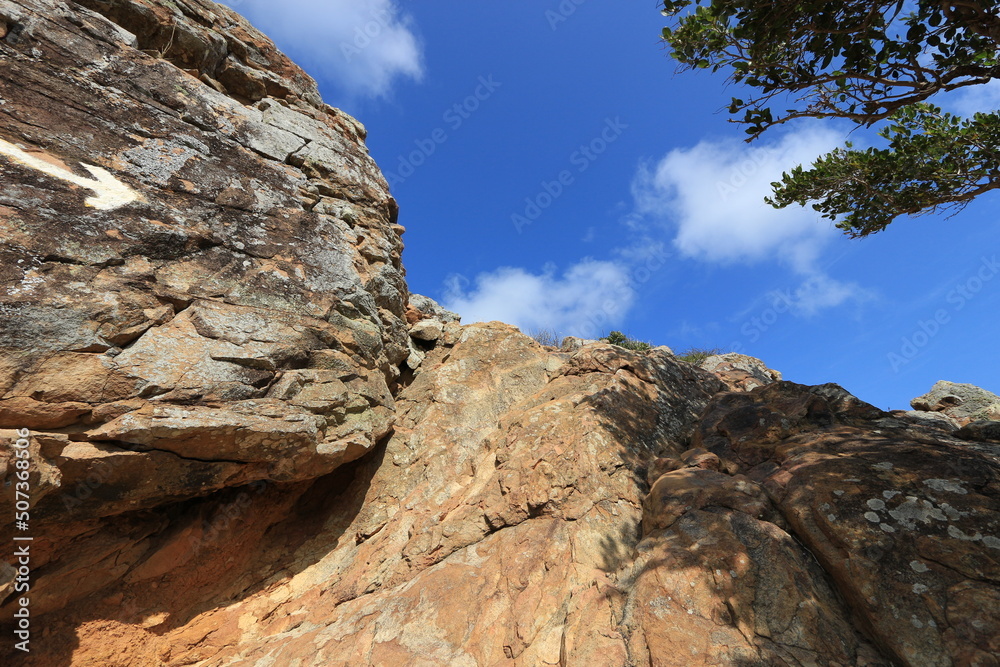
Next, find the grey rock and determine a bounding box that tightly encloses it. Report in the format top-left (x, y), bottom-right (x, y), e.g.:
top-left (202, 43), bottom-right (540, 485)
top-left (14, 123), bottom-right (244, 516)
top-left (405, 337), bottom-right (425, 370)
top-left (910, 380), bottom-right (1000, 426)
top-left (699, 353), bottom-right (782, 392)
top-left (410, 319), bottom-right (444, 342)
top-left (0, 0), bottom-right (407, 607)
top-left (409, 293), bottom-right (461, 323)
top-left (560, 336), bottom-right (598, 352)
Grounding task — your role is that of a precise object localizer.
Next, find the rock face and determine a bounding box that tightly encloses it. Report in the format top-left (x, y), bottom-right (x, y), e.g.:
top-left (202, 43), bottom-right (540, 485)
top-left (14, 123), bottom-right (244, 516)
top-left (696, 383), bottom-right (1000, 666)
top-left (3, 3), bottom-right (1000, 667)
top-left (1, 0), bottom-right (405, 621)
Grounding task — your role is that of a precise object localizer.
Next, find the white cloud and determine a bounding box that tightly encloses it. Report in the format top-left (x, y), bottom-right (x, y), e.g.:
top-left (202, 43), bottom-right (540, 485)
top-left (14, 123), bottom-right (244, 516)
top-left (630, 126), bottom-right (870, 316)
top-left (223, 0), bottom-right (423, 98)
top-left (442, 259), bottom-right (637, 338)
top-left (633, 126), bottom-right (845, 269)
top-left (942, 80), bottom-right (1000, 117)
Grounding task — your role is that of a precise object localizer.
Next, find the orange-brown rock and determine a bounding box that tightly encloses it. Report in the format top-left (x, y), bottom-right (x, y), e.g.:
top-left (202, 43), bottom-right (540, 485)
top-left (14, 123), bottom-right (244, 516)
top-left (1, 0), bottom-right (406, 630)
top-left (3, 2), bottom-right (1000, 666)
top-left (696, 382), bottom-right (1000, 666)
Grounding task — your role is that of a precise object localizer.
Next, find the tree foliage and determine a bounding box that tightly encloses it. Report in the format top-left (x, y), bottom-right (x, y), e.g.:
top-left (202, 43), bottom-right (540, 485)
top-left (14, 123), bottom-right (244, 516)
top-left (660, 0), bottom-right (1000, 235)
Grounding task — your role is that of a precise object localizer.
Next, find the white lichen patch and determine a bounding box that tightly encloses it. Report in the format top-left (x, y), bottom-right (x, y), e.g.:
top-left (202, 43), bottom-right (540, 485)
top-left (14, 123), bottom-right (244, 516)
top-left (938, 503), bottom-right (966, 521)
top-left (923, 479), bottom-right (968, 495)
top-left (947, 525), bottom-right (984, 542)
top-left (860, 488), bottom-right (989, 545)
top-left (887, 496), bottom-right (948, 529)
top-left (873, 462), bottom-right (894, 471)
top-left (8, 268), bottom-right (45, 295)
top-left (910, 560), bottom-right (930, 573)
top-left (912, 583), bottom-right (929, 594)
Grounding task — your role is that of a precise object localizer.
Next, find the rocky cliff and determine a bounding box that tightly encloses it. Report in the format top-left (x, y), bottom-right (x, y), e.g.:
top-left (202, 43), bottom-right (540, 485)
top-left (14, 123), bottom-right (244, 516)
top-left (1, 2), bottom-right (999, 666)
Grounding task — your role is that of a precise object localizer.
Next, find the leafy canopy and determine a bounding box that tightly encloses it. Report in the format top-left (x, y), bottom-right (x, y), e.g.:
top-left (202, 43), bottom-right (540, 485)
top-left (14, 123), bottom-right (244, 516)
top-left (660, 0), bottom-right (1000, 235)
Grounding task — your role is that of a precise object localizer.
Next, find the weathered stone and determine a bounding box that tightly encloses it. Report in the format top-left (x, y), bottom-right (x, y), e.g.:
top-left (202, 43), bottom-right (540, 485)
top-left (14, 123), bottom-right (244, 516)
top-left (560, 335), bottom-right (598, 351)
top-left (894, 409), bottom-right (961, 432)
top-left (955, 419), bottom-right (1000, 443)
top-left (0, 0), bottom-right (405, 489)
top-left (911, 380), bottom-right (1000, 426)
top-left (404, 336), bottom-right (426, 370)
top-left (0, 0), bottom-right (405, 630)
top-left (642, 467), bottom-right (773, 532)
top-left (696, 381), bottom-right (1000, 666)
top-left (0, 396), bottom-right (91, 429)
top-left (699, 351), bottom-right (783, 391)
top-left (409, 292), bottom-right (460, 323)
top-left (409, 318), bottom-right (444, 342)
top-left (678, 445), bottom-right (722, 471)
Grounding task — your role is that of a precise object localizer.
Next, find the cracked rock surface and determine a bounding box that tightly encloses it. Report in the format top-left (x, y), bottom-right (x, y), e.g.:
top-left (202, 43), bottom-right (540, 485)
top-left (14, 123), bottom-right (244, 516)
top-left (1, 0), bottom-right (406, 624)
top-left (5, 320), bottom-right (1000, 666)
top-left (2, 2), bottom-right (1000, 666)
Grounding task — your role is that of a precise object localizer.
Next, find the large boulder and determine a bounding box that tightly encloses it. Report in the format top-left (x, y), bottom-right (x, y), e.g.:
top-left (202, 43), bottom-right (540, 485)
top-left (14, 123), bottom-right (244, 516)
top-left (911, 380), bottom-right (1000, 426)
top-left (699, 351), bottom-right (783, 391)
top-left (407, 292), bottom-right (461, 324)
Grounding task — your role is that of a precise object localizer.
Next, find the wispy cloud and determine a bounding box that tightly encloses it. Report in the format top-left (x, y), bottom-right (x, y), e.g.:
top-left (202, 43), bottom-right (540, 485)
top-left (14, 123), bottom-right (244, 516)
top-left (442, 259), bottom-right (638, 338)
top-left (223, 0), bottom-right (423, 99)
top-left (789, 272), bottom-right (869, 315)
top-left (631, 125), bottom-right (865, 313)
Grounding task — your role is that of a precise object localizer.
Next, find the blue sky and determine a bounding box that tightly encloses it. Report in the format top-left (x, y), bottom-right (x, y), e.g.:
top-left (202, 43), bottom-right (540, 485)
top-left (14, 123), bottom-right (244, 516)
top-left (225, 0), bottom-right (1000, 411)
